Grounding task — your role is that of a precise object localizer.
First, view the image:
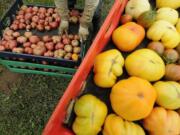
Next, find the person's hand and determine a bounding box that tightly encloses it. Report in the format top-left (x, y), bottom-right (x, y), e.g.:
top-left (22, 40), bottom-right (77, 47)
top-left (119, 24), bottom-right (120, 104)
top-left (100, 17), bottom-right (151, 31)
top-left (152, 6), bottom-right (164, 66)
top-left (78, 0), bottom-right (100, 41)
top-left (58, 20), bottom-right (69, 35)
top-left (78, 25), bottom-right (89, 41)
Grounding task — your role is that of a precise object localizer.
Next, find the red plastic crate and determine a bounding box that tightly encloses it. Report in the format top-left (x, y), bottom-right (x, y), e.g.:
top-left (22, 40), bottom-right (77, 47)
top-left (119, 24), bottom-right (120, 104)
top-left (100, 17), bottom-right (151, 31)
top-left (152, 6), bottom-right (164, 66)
top-left (43, 0), bottom-right (128, 134)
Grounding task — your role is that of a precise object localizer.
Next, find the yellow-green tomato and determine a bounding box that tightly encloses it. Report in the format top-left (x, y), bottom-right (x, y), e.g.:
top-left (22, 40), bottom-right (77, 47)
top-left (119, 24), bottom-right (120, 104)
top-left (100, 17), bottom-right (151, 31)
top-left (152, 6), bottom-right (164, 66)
top-left (72, 94), bottom-right (108, 135)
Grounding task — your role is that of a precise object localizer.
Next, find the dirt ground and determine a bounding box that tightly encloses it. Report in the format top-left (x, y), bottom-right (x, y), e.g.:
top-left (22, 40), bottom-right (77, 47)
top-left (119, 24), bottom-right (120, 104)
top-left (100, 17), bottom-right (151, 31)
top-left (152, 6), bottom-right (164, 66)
top-left (0, 66), bottom-right (22, 94)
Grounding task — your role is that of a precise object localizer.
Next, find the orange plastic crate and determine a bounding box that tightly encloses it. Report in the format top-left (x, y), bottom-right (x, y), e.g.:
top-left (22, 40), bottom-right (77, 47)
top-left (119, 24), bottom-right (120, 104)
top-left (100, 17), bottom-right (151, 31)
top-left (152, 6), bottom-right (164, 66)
top-left (43, 0), bottom-right (128, 134)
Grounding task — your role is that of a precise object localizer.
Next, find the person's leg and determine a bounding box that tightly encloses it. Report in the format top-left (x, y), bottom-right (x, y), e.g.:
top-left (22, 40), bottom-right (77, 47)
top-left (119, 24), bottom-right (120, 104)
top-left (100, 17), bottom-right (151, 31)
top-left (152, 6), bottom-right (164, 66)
top-left (79, 0), bottom-right (100, 41)
top-left (94, 0), bottom-right (102, 19)
top-left (54, 0), bottom-right (69, 34)
top-left (68, 0), bottom-right (77, 8)
top-left (92, 0), bottom-right (102, 34)
top-left (54, 0), bottom-right (69, 21)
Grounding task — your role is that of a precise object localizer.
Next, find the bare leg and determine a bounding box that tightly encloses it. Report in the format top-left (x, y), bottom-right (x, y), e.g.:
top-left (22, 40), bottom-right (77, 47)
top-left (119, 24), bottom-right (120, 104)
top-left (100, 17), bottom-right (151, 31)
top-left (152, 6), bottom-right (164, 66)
top-left (54, 0), bottom-right (69, 34)
top-left (68, 0), bottom-right (76, 8)
top-left (54, 0), bottom-right (69, 21)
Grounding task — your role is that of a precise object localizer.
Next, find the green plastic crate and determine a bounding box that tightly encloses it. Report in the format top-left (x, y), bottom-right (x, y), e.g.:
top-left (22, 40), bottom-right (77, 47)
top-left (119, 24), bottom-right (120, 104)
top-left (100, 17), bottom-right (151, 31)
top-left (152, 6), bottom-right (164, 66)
top-left (0, 59), bottom-right (77, 78)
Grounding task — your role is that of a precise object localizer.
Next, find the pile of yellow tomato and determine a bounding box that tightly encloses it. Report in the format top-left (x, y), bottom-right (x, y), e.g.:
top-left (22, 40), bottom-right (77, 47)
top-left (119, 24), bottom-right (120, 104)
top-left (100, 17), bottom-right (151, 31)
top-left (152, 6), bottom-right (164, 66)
top-left (72, 0), bottom-right (180, 135)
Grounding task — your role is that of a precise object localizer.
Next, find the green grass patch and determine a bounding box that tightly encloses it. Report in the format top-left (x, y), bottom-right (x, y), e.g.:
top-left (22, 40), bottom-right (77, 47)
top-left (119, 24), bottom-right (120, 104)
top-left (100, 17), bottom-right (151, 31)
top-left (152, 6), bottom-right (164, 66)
top-left (0, 74), bottom-right (71, 135)
top-left (23, 0), bottom-right (55, 6)
top-left (0, 0), bottom-right (14, 18)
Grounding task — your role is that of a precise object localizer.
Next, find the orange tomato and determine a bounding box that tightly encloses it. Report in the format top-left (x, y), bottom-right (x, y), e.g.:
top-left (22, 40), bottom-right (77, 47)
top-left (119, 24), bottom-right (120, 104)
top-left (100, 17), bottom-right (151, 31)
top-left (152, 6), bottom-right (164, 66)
top-left (72, 53), bottom-right (79, 61)
top-left (120, 14), bottom-right (133, 24)
top-left (112, 22), bottom-right (145, 52)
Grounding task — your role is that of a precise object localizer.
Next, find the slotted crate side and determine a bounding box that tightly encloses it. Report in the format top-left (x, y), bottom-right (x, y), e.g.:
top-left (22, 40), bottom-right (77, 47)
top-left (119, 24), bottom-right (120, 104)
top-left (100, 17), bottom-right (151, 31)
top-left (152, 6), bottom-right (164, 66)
top-left (0, 59), bottom-right (76, 78)
top-left (42, 0), bottom-right (128, 134)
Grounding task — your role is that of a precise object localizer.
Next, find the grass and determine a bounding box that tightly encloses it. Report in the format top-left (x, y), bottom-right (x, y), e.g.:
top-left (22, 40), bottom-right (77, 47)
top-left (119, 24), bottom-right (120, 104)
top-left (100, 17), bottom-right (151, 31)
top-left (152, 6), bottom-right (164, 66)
top-left (0, 74), bottom-right (71, 135)
top-left (0, 0), bottom-right (114, 134)
top-left (0, 0), bottom-right (13, 18)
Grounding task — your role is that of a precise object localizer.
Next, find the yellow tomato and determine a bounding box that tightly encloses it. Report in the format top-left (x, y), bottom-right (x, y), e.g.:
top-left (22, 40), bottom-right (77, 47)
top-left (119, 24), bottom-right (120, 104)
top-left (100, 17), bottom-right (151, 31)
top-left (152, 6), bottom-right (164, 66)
top-left (147, 20), bottom-right (180, 49)
top-left (156, 7), bottom-right (179, 25)
top-left (103, 114), bottom-right (145, 135)
top-left (176, 19), bottom-right (180, 33)
top-left (125, 49), bottom-right (165, 81)
top-left (93, 49), bottom-right (124, 88)
top-left (156, 0), bottom-right (180, 9)
top-left (153, 81), bottom-right (180, 110)
top-left (72, 94), bottom-right (107, 135)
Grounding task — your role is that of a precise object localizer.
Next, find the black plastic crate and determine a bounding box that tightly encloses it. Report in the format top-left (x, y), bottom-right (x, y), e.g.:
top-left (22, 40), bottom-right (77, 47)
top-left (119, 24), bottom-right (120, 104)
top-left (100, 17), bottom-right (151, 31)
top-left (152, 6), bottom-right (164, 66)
top-left (0, 0), bottom-right (92, 68)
